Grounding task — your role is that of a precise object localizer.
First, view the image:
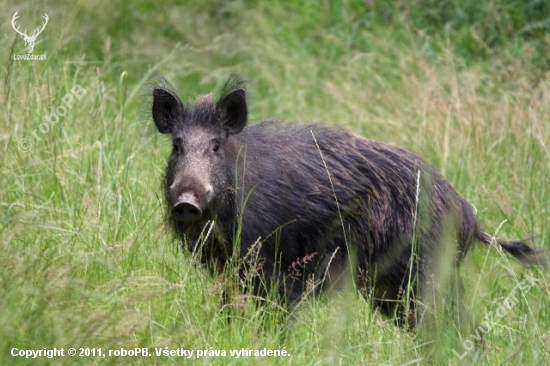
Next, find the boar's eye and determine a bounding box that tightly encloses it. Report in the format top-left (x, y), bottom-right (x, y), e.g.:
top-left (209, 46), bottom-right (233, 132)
top-left (212, 140), bottom-right (220, 153)
top-left (172, 138), bottom-right (183, 154)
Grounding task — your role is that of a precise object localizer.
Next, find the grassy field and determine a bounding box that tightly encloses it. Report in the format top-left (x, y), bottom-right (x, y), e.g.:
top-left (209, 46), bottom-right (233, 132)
top-left (1, 0), bottom-right (549, 364)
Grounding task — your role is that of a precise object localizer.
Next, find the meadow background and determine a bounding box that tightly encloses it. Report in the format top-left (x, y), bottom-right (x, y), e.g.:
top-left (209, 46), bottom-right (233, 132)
top-left (1, 0), bottom-right (550, 364)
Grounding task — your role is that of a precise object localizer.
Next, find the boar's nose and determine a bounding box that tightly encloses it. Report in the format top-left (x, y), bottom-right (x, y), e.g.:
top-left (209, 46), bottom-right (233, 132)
top-left (172, 193), bottom-right (202, 222)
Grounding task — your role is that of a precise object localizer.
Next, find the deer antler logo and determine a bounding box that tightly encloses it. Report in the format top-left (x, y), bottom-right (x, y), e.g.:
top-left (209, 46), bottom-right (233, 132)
top-left (11, 11), bottom-right (49, 54)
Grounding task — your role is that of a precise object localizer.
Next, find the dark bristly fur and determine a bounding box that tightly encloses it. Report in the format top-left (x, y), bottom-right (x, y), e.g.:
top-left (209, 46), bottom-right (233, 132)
top-left (476, 231), bottom-right (546, 265)
top-left (150, 78), bottom-right (546, 327)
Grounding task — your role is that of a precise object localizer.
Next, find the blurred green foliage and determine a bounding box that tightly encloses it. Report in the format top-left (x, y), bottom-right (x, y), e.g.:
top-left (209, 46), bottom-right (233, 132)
top-left (68, 0), bottom-right (550, 66)
top-left (365, 0), bottom-right (550, 61)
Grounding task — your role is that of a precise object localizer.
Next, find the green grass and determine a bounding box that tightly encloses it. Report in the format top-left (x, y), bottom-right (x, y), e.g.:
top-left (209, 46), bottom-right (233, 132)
top-left (1, 0), bottom-right (549, 364)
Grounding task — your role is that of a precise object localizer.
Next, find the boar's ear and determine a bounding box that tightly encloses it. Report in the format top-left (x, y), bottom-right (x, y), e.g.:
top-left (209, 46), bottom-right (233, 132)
top-left (216, 88), bottom-right (247, 135)
top-left (152, 88), bottom-right (183, 134)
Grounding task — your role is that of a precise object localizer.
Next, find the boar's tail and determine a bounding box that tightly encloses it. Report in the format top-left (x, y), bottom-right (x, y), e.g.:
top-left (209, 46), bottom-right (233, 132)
top-left (476, 230), bottom-right (547, 265)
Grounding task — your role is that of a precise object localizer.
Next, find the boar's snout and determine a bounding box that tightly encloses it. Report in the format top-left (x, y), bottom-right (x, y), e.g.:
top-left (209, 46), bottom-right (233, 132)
top-left (172, 192), bottom-right (203, 222)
